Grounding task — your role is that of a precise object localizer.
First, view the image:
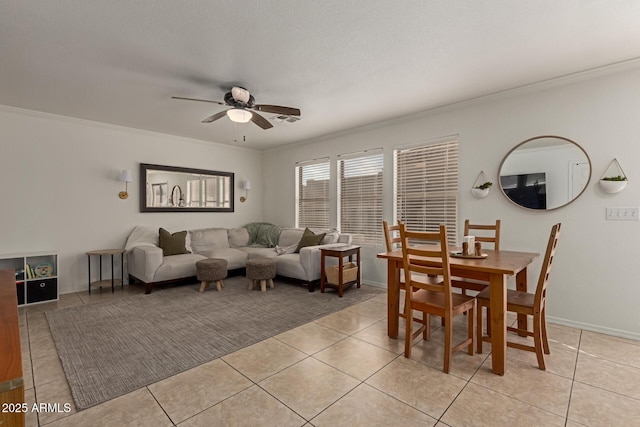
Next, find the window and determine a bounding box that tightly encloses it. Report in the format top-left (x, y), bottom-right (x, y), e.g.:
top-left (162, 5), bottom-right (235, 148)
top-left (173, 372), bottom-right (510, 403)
top-left (338, 150), bottom-right (383, 246)
top-left (295, 158), bottom-right (330, 229)
top-left (394, 138), bottom-right (459, 245)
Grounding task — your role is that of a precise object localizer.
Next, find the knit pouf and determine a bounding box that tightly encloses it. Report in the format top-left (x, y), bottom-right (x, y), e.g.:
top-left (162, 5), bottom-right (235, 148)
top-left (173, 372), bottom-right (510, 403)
top-left (196, 258), bottom-right (228, 293)
top-left (246, 258), bottom-right (276, 292)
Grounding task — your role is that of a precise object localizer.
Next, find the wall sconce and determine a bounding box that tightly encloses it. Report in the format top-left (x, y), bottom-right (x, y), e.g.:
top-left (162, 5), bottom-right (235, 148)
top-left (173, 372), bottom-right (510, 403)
top-left (240, 180), bottom-right (251, 203)
top-left (119, 169), bottom-right (133, 199)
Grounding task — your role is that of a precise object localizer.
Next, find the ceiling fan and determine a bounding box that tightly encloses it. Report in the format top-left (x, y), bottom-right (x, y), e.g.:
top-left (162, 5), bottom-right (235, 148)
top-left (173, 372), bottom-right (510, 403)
top-left (172, 86), bottom-right (301, 130)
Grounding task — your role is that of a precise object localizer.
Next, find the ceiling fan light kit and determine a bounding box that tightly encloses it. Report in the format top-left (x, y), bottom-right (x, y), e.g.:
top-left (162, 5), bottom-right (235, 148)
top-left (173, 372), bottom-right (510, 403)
top-left (227, 108), bottom-right (252, 123)
top-left (172, 86), bottom-right (301, 131)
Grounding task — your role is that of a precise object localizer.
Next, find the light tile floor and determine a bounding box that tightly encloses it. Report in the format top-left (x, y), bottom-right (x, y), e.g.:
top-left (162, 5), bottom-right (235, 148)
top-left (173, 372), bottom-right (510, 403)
top-left (17, 285), bottom-right (640, 426)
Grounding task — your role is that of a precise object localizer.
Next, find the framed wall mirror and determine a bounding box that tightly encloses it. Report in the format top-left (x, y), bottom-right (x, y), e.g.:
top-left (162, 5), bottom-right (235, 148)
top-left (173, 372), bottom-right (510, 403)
top-left (498, 136), bottom-right (591, 211)
top-left (140, 163), bottom-right (234, 212)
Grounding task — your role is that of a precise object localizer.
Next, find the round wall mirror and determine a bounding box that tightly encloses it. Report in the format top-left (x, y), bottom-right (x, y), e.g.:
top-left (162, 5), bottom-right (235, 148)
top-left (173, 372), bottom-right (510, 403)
top-left (498, 135), bottom-right (591, 211)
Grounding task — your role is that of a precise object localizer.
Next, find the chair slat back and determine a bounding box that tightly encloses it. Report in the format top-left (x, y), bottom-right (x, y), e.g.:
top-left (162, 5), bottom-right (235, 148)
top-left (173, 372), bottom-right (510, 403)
top-left (464, 219), bottom-right (501, 250)
top-left (399, 222), bottom-right (452, 297)
top-left (534, 223), bottom-right (561, 307)
top-left (382, 220), bottom-right (402, 252)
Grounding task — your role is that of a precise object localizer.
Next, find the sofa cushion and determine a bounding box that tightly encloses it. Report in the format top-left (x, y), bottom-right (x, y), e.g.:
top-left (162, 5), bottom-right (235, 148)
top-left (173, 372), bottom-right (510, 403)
top-left (159, 228), bottom-right (190, 256)
top-left (275, 244), bottom-right (298, 255)
top-left (295, 228), bottom-right (326, 253)
top-left (322, 231), bottom-right (339, 244)
top-left (238, 247), bottom-right (278, 260)
top-left (228, 228), bottom-right (250, 248)
top-left (189, 228), bottom-right (230, 253)
top-left (279, 228), bottom-right (304, 247)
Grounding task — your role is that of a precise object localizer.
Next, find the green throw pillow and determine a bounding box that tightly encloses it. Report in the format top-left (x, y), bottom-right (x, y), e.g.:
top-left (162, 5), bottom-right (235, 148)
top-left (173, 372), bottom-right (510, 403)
top-left (158, 228), bottom-right (190, 256)
top-left (295, 228), bottom-right (326, 253)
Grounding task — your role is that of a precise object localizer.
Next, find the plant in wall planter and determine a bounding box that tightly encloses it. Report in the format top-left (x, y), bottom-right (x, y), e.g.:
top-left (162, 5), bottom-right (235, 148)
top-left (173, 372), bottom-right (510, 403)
top-left (599, 175), bottom-right (627, 194)
top-left (471, 181), bottom-right (493, 198)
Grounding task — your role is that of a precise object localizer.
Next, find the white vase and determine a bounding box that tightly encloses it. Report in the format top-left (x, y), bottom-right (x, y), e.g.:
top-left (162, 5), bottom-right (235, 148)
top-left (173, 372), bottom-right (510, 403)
top-left (599, 180), bottom-right (627, 194)
top-left (471, 188), bottom-right (490, 198)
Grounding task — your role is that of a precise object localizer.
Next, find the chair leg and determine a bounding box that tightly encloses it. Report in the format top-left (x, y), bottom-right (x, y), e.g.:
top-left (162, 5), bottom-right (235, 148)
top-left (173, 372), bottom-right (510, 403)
top-left (541, 306), bottom-right (550, 354)
top-left (476, 304), bottom-right (484, 354)
top-left (404, 307), bottom-right (413, 358)
top-left (443, 314), bottom-right (453, 374)
top-left (467, 305), bottom-right (475, 355)
top-left (533, 312), bottom-right (546, 370)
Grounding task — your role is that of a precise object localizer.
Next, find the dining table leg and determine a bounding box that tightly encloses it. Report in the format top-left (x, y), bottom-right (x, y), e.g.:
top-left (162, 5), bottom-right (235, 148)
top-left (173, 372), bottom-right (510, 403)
top-left (515, 268), bottom-right (528, 336)
top-left (489, 272), bottom-right (507, 375)
top-left (387, 259), bottom-right (400, 339)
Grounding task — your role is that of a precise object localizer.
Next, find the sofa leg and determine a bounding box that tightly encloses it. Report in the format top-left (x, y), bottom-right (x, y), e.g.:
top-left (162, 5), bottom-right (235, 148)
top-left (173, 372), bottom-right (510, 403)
top-left (144, 283), bottom-right (153, 294)
top-left (308, 282), bottom-right (315, 292)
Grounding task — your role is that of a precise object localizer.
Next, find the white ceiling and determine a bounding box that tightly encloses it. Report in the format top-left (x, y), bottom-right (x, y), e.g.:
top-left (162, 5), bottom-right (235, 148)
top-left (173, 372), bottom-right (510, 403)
top-left (2, 1), bottom-right (640, 150)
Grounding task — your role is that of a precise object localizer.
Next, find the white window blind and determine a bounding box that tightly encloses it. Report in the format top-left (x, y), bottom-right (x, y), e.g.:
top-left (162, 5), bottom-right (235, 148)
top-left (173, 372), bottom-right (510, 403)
top-left (394, 139), bottom-right (459, 245)
top-left (338, 150), bottom-right (383, 246)
top-left (295, 158), bottom-right (330, 229)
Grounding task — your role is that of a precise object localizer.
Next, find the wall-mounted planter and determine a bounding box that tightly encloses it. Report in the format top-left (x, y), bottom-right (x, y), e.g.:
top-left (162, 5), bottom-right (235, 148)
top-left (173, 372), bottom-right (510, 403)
top-left (471, 170), bottom-right (492, 198)
top-left (599, 159), bottom-right (627, 194)
top-left (599, 179), bottom-right (627, 194)
top-left (471, 187), bottom-right (490, 198)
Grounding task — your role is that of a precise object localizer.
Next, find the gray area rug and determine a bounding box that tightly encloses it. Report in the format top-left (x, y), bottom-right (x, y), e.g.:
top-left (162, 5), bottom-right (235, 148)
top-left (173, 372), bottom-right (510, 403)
top-left (46, 277), bottom-right (382, 410)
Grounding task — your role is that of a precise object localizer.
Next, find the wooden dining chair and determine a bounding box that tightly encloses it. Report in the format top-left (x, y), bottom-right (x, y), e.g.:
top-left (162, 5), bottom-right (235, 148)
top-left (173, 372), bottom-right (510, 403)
top-left (476, 223), bottom-right (561, 370)
top-left (452, 219), bottom-right (501, 296)
top-left (382, 220), bottom-right (419, 323)
top-left (465, 219), bottom-right (501, 250)
top-left (399, 222), bottom-right (476, 373)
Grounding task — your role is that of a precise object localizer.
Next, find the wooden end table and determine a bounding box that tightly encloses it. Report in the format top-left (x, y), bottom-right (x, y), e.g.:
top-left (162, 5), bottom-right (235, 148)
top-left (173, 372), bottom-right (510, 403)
top-left (86, 249), bottom-right (126, 293)
top-left (320, 245), bottom-right (361, 297)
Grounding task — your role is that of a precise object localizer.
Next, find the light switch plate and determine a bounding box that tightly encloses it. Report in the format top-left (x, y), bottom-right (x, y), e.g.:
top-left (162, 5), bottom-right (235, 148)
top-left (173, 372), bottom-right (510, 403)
top-left (606, 207), bottom-right (639, 221)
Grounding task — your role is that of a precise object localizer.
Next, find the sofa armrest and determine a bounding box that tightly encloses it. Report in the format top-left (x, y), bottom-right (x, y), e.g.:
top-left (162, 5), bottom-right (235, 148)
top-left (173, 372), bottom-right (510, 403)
top-left (128, 246), bottom-right (163, 283)
top-left (299, 243), bottom-right (347, 280)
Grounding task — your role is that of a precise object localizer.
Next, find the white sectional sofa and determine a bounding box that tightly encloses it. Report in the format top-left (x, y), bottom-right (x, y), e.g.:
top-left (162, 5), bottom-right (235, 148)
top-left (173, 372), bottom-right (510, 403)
top-left (124, 226), bottom-right (352, 294)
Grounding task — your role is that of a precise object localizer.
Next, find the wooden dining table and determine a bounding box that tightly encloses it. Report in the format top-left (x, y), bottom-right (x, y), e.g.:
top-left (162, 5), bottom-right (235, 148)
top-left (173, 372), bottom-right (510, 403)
top-left (377, 247), bottom-right (539, 375)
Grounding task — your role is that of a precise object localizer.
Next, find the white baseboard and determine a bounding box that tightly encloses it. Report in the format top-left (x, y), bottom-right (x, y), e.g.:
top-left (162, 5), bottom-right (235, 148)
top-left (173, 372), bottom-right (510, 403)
top-left (547, 316), bottom-right (640, 342)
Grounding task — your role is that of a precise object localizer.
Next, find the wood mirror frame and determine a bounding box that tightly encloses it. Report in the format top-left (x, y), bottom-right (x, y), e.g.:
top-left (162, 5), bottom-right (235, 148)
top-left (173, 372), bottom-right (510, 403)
top-left (140, 163), bottom-right (234, 212)
top-left (498, 136), bottom-right (591, 211)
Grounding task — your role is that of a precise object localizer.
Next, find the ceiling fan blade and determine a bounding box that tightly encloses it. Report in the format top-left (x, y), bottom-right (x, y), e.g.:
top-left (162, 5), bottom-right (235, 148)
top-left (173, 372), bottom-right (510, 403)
top-left (252, 104), bottom-right (301, 116)
top-left (172, 96), bottom-right (225, 105)
top-left (250, 112), bottom-right (273, 129)
top-left (201, 110), bottom-right (228, 123)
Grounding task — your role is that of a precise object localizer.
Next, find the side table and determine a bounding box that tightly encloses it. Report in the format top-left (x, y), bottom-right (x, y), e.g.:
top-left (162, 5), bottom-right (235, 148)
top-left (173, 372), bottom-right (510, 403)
top-left (320, 245), bottom-right (361, 297)
top-left (86, 249), bottom-right (126, 293)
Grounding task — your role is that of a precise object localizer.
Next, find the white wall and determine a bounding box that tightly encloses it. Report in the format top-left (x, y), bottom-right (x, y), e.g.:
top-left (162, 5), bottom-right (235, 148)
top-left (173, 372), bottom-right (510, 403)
top-left (262, 65), bottom-right (640, 339)
top-left (0, 108), bottom-right (263, 293)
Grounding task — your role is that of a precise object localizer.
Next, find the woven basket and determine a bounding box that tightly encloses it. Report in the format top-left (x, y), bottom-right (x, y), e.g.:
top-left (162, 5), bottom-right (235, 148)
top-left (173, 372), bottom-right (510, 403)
top-left (325, 262), bottom-right (358, 285)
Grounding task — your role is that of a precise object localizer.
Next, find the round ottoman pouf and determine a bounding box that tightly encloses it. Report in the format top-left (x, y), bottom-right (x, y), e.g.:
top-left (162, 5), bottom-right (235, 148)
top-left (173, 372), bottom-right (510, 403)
top-left (246, 258), bottom-right (276, 292)
top-left (196, 258), bottom-right (228, 293)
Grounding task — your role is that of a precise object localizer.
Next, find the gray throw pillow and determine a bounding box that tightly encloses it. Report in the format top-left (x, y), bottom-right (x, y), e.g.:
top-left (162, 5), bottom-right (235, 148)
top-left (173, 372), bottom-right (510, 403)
top-left (159, 228), bottom-right (190, 256)
top-left (295, 228), bottom-right (326, 253)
